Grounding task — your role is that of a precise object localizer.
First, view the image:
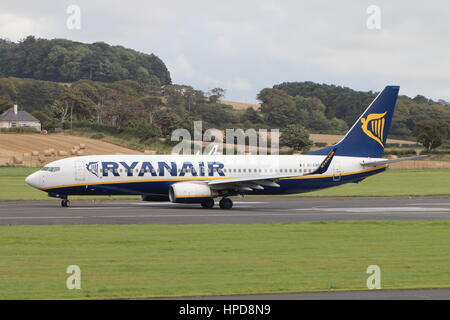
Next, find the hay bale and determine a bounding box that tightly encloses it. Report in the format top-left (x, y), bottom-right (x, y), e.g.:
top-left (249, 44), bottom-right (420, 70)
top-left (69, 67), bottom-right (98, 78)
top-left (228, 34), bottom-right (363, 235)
top-left (44, 149), bottom-right (52, 157)
top-left (144, 150), bottom-right (156, 155)
top-left (58, 150), bottom-right (69, 156)
top-left (23, 152), bottom-right (31, 158)
top-left (40, 130), bottom-right (48, 135)
top-left (79, 143), bottom-right (86, 149)
top-left (48, 148), bottom-right (56, 155)
top-left (31, 151), bottom-right (39, 156)
top-left (13, 156), bottom-right (23, 164)
top-left (76, 150), bottom-right (84, 156)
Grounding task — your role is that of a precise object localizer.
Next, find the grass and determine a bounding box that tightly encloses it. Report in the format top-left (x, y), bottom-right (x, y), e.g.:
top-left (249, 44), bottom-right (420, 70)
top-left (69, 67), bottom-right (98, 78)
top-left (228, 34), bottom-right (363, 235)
top-left (0, 167), bottom-right (448, 201)
top-left (297, 169), bottom-right (450, 197)
top-left (70, 128), bottom-right (173, 154)
top-left (0, 221), bottom-right (449, 299)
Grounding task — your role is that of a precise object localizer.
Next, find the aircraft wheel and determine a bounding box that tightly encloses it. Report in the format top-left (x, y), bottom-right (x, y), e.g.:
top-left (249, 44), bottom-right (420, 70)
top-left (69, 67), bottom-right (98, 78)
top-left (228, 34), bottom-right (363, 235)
top-left (219, 198), bottom-right (233, 209)
top-left (201, 198), bottom-right (214, 209)
top-left (61, 199), bottom-right (70, 207)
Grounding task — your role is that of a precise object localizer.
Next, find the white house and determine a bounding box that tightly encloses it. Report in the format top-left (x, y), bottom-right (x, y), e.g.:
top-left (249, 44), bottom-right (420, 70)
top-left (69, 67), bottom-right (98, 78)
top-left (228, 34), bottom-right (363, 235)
top-left (0, 105), bottom-right (41, 131)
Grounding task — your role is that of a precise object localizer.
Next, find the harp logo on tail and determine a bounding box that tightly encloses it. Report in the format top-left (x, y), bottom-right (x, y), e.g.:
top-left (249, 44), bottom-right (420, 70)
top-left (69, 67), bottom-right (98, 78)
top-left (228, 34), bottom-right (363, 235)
top-left (361, 112), bottom-right (387, 147)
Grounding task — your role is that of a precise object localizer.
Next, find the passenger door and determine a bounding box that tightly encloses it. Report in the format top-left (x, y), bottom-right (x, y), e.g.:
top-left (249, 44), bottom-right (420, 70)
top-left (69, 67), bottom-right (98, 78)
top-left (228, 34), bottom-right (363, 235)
top-left (333, 160), bottom-right (341, 182)
top-left (75, 161), bottom-right (85, 181)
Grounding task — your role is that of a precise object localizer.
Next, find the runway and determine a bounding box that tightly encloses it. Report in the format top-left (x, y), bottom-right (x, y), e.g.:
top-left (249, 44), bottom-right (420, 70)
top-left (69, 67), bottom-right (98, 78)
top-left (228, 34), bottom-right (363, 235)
top-left (163, 288), bottom-right (450, 300)
top-left (0, 196), bottom-right (449, 225)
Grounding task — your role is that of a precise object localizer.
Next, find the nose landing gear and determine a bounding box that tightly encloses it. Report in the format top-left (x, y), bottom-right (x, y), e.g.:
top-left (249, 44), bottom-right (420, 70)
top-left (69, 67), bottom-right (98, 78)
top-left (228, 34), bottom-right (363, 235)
top-left (61, 199), bottom-right (70, 207)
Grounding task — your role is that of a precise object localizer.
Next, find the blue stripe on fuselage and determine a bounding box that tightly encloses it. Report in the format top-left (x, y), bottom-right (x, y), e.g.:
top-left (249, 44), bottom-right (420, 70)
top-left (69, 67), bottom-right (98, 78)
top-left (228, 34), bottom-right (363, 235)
top-left (44, 167), bottom-right (386, 196)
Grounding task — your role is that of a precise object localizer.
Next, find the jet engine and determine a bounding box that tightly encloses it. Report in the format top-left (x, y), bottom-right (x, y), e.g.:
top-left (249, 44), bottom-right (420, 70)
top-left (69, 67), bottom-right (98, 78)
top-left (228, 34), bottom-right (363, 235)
top-left (169, 182), bottom-right (215, 203)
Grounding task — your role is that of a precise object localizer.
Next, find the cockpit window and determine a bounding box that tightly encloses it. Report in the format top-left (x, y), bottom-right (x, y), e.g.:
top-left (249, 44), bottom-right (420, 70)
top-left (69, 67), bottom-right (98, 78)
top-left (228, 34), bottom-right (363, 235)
top-left (42, 166), bottom-right (60, 172)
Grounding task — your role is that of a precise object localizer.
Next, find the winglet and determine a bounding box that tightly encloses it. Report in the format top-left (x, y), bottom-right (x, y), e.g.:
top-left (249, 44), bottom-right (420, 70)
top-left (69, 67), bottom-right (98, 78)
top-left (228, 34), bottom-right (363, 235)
top-left (306, 148), bottom-right (337, 175)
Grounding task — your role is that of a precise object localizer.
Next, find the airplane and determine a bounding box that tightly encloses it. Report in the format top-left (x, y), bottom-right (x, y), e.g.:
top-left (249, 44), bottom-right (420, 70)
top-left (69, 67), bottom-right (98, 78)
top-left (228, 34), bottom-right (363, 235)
top-left (25, 85), bottom-right (424, 209)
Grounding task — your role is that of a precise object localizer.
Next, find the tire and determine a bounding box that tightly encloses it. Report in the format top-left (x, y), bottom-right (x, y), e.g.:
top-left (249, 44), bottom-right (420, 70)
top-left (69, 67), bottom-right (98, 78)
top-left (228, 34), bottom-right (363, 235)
top-left (219, 198), bottom-right (233, 209)
top-left (61, 199), bottom-right (70, 207)
top-left (201, 198), bottom-right (215, 209)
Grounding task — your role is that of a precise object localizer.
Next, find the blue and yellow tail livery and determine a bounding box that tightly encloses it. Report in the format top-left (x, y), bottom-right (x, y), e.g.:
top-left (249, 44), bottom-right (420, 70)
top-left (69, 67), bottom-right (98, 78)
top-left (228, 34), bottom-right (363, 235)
top-left (309, 85), bottom-right (400, 158)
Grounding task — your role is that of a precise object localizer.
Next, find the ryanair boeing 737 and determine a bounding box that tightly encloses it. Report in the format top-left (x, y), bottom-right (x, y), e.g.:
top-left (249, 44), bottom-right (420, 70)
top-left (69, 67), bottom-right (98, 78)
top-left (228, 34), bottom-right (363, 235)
top-left (25, 86), bottom-right (423, 209)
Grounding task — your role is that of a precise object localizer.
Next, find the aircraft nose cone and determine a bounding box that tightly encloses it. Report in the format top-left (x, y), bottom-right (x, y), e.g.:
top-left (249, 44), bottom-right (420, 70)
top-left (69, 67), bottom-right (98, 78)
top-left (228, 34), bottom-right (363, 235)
top-left (25, 172), bottom-right (40, 189)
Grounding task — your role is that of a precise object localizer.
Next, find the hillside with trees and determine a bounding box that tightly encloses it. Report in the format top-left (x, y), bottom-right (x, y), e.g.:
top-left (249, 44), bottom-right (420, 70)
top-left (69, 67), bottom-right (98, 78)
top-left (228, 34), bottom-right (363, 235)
top-left (270, 81), bottom-right (450, 139)
top-left (0, 36), bottom-right (171, 85)
top-left (0, 37), bottom-right (448, 153)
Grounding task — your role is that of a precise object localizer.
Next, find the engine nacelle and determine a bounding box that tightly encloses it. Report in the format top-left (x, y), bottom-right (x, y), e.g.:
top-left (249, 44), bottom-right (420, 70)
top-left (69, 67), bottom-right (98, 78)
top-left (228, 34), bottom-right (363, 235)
top-left (169, 182), bottom-right (214, 203)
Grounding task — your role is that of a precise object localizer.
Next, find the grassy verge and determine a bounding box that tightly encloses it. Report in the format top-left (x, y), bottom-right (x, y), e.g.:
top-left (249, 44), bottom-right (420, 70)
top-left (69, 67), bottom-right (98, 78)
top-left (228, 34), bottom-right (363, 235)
top-left (0, 167), bottom-right (448, 200)
top-left (296, 169), bottom-right (450, 197)
top-left (0, 221), bottom-right (449, 299)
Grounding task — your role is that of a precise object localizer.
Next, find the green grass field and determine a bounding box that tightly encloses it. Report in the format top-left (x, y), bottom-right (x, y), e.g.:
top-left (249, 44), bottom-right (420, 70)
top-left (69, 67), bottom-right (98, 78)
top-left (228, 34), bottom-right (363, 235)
top-left (0, 221), bottom-right (449, 299)
top-left (298, 169), bottom-right (450, 197)
top-left (0, 167), bottom-right (449, 201)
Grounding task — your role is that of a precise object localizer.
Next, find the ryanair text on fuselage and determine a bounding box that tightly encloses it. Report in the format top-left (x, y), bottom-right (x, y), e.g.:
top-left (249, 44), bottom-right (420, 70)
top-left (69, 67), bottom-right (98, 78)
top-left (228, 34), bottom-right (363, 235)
top-left (89, 161), bottom-right (226, 177)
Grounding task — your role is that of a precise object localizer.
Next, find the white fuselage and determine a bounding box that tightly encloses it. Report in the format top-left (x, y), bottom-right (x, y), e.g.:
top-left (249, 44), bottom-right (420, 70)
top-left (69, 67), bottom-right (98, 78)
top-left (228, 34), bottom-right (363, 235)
top-left (25, 154), bottom-right (386, 196)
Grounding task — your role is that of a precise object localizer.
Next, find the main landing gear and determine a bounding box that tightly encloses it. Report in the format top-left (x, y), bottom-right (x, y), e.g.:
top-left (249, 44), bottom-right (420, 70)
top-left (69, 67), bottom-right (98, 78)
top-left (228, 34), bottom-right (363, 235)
top-left (201, 198), bottom-right (214, 209)
top-left (61, 199), bottom-right (70, 207)
top-left (200, 198), bottom-right (233, 209)
top-left (219, 198), bottom-right (233, 209)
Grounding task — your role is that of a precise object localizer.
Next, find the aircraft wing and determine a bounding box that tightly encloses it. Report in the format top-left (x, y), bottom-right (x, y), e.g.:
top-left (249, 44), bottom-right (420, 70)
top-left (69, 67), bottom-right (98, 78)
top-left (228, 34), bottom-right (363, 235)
top-left (208, 174), bottom-right (297, 191)
top-left (360, 155), bottom-right (427, 167)
top-left (208, 148), bottom-right (337, 192)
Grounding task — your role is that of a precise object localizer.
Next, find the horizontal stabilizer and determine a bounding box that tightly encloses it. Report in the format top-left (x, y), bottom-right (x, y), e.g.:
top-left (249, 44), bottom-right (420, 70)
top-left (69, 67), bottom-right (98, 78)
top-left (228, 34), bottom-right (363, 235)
top-left (360, 155), bottom-right (427, 167)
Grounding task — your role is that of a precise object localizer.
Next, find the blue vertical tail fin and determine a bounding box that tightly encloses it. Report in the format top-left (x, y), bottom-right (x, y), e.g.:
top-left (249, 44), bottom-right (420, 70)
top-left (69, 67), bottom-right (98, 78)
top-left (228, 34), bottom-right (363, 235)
top-left (308, 85), bottom-right (400, 158)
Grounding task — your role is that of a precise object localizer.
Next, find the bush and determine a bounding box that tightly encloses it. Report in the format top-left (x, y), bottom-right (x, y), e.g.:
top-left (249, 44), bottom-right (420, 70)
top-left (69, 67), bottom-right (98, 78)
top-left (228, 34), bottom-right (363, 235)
top-left (384, 149), bottom-right (417, 156)
top-left (385, 143), bottom-right (400, 148)
top-left (71, 120), bottom-right (162, 142)
top-left (0, 127), bottom-right (39, 133)
top-left (90, 133), bottom-right (105, 139)
top-left (420, 149), bottom-right (450, 155)
top-left (314, 142), bottom-right (327, 147)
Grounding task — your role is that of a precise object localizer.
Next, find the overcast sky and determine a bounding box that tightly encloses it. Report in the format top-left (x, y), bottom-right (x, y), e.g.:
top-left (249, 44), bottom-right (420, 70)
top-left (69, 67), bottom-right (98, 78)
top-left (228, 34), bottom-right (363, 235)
top-left (1, 1), bottom-right (449, 103)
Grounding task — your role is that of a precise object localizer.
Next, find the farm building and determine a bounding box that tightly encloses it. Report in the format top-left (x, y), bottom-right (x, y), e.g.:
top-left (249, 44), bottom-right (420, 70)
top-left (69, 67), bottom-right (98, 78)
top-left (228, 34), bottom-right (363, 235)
top-left (0, 105), bottom-right (41, 131)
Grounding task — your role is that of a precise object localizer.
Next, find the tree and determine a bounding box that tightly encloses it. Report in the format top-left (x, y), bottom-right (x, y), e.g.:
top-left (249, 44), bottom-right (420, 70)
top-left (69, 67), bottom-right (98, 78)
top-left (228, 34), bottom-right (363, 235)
top-left (141, 96), bottom-right (163, 123)
top-left (155, 112), bottom-right (183, 137)
top-left (242, 107), bottom-right (261, 123)
top-left (104, 93), bottom-right (143, 127)
top-left (0, 36), bottom-right (171, 85)
top-left (31, 110), bottom-right (50, 123)
top-left (257, 88), bottom-right (297, 127)
top-left (414, 120), bottom-right (449, 151)
top-left (280, 124), bottom-right (313, 152)
top-left (0, 97), bottom-right (13, 114)
top-left (208, 88), bottom-right (225, 103)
